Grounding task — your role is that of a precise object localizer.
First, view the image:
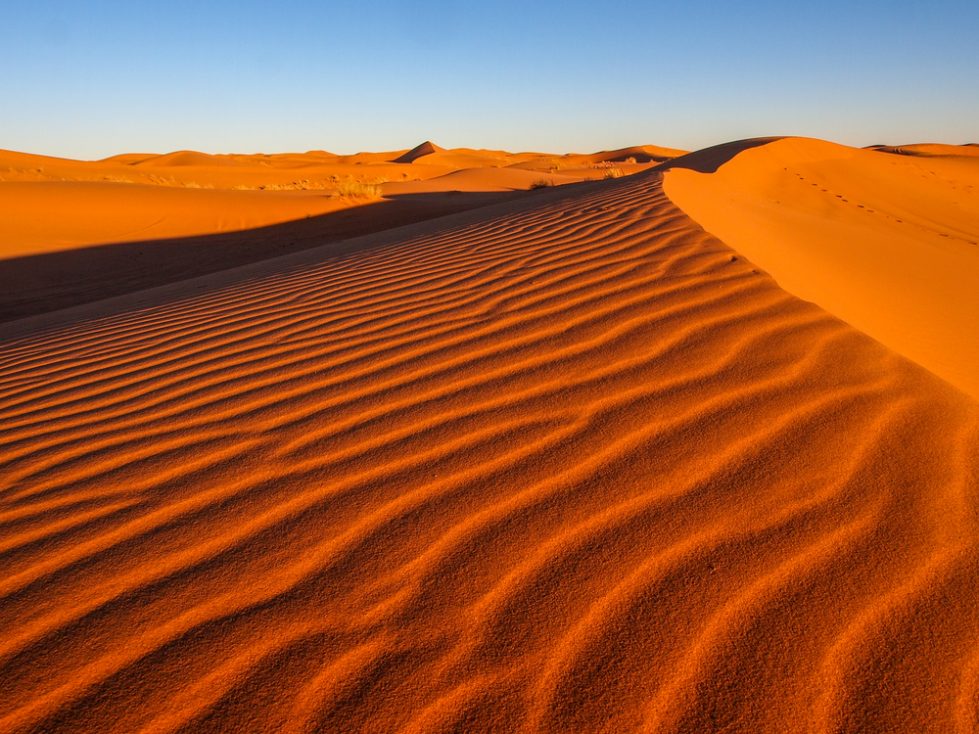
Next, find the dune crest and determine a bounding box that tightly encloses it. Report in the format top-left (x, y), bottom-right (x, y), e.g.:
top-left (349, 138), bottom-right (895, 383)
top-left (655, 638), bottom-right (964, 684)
top-left (869, 142), bottom-right (979, 159)
top-left (664, 136), bottom-right (979, 397)
top-left (393, 140), bottom-right (445, 164)
top-left (1, 166), bottom-right (978, 733)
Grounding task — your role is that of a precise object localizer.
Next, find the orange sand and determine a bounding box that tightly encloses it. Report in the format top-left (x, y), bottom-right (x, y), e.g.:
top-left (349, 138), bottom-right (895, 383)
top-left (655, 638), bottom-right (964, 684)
top-left (664, 137), bottom-right (979, 397)
top-left (0, 144), bottom-right (675, 323)
top-left (1, 143), bottom-right (978, 733)
top-left (0, 144), bottom-right (667, 255)
top-left (0, 181), bottom-right (348, 257)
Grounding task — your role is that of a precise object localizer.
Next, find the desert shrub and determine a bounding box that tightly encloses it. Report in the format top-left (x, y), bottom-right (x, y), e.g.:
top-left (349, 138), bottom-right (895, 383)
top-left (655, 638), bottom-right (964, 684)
top-left (335, 179), bottom-right (383, 199)
top-left (603, 167), bottom-right (624, 179)
top-left (624, 156), bottom-right (637, 164)
top-left (529, 178), bottom-right (553, 189)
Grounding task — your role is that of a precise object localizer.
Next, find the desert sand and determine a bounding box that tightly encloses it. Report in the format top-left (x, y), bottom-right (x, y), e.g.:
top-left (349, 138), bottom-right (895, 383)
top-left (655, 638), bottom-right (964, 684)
top-left (1, 139), bottom-right (978, 734)
top-left (0, 144), bottom-right (615, 259)
top-left (665, 137), bottom-right (979, 397)
top-left (0, 144), bottom-right (660, 322)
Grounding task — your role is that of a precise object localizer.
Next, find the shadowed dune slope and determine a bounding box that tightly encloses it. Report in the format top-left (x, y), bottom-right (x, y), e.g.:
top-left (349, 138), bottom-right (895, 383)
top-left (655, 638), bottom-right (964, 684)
top-left (664, 136), bottom-right (979, 398)
top-left (0, 188), bottom-right (535, 324)
top-left (393, 141), bottom-right (446, 164)
top-left (1, 170), bottom-right (978, 734)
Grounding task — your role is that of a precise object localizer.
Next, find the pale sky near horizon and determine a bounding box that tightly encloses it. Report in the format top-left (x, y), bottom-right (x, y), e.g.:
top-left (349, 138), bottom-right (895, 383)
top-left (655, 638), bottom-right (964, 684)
top-left (3, 0), bottom-right (978, 159)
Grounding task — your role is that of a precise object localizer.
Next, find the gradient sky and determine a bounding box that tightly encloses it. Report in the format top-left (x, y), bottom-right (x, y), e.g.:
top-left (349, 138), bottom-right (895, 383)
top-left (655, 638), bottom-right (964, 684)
top-left (4, 0), bottom-right (978, 158)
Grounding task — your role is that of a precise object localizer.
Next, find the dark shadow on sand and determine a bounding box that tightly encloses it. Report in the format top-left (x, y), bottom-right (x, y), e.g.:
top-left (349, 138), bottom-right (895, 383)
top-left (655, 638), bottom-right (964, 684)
top-left (0, 190), bottom-right (527, 325)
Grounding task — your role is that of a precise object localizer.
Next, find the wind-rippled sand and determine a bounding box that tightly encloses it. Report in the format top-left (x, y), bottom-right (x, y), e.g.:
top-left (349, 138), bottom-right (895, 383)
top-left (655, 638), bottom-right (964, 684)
top-left (1, 157), bottom-right (978, 732)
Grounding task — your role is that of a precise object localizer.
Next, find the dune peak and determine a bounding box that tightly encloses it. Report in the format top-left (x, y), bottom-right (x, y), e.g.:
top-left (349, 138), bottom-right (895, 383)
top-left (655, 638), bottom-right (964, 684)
top-left (394, 140), bottom-right (445, 164)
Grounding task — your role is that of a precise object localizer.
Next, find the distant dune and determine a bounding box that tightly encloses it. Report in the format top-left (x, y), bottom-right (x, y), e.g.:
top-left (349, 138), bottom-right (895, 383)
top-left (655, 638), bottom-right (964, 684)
top-left (392, 140), bottom-right (446, 164)
top-left (869, 142), bottom-right (979, 158)
top-left (134, 150), bottom-right (240, 168)
top-left (583, 144), bottom-right (689, 164)
top-left (1, 138), bottom-right (977, 734)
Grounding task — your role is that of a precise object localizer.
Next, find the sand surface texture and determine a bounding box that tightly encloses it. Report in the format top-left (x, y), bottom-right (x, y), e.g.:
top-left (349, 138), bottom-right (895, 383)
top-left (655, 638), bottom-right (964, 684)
top-left (0, 145), bottom-right (663, 323)
top-left (1, 158), bottom-right (978, 733)
top-left (665, 137), bottom-right (979, 397)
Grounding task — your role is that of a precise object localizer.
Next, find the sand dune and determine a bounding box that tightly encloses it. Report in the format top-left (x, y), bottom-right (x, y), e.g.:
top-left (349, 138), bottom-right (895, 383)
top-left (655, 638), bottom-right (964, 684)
top-left (393, 141), bottom-right (446, 164)
top-left (581, 144), bottom-right (689, 164)
top-left (869, 142), bottom-right (979, 158)
top-left (0, 181), bottom-right (346, 257)
top-left (1, 161), bottom-right (978, 733)
top-left (3, 143), bottom-right (675, 197)
top-left (381, 167), bottom-right (581, 194)
top-left (0, 186), bottom-right (547, 324)
top-left (134, 150), bottom-right (239, 168)
top-left (664, 136), bottom-right (979, 397)
top-left (0, 142), bottom-right (676, 253)
top-left (0, 143), bottom-right (682, 323)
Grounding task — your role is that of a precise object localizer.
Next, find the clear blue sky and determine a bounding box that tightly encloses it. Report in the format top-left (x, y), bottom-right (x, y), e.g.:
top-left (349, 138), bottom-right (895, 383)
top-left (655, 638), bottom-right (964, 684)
top-left (3, 0), bottom-right (978, 158)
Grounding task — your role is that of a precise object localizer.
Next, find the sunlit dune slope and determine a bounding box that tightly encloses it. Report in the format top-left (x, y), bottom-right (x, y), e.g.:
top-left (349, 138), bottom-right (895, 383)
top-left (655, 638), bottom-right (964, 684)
top-left (580, 144), bottom-right (689, 164)
top-left (664, 136), bottom-right (979, 397)
top-left (869, 142), bottom-right (979, 158)
top-left (0, 181), bottom-right (344, 257)
top-left (1, 168), bottom-right (978, 733)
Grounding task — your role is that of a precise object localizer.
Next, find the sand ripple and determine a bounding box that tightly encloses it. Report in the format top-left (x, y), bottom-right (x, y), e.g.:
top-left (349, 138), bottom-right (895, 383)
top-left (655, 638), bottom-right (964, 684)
top-left (1, 172), bottom-right (977, 733)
